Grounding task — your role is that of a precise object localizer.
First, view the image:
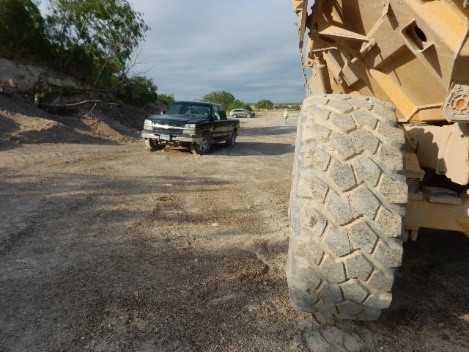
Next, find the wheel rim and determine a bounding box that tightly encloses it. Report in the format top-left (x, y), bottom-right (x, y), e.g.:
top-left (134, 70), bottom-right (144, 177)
top-left (200, 137), bottom-right (209, 150)
top-left (195, 135), bottom-right (212, 154)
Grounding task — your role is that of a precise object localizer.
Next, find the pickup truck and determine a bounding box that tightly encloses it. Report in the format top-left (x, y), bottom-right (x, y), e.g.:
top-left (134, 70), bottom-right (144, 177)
top-left (141, 101), bottom-right (240, 154)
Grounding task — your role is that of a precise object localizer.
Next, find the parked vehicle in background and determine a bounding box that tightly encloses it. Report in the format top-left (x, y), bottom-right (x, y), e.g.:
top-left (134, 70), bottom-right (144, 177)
top-left (141, 101), bottom-right (239, 154)
top-left (229, 108), bottom-right (255, 118)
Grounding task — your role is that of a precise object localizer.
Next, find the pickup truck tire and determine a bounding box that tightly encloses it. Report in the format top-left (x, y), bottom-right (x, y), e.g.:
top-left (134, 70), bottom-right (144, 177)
top-left (287, 94), bottom-right (407, 321)
top-left (226, 130), bottom-right (237, 147)
top-left (144, 138), bottom-right (162, 151)
top-left (192, 132), bottom-right (212, 155)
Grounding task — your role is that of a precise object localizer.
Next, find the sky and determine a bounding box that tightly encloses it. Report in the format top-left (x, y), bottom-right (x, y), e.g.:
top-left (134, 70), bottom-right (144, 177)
top-left (126, 0), bottom-right (306, 103)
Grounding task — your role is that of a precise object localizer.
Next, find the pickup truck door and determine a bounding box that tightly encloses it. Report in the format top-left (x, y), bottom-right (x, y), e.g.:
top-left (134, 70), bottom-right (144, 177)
top-left (211, 106), bottom-right (230, 139)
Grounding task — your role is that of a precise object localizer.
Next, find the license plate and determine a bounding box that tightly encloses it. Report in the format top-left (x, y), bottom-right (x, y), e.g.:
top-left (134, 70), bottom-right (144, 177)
top-left (160, 134), bottom-right (171, 141)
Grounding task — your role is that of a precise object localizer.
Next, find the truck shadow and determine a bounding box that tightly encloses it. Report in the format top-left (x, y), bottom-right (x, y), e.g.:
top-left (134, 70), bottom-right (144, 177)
top-left (388, 229), bottom-right (468, 311)
top-left (240, 125), bottom-right (297, 137)
top-left (211, 142), bottom-right (295, 156)
top-left (377, 229), bottom-right (469, 343)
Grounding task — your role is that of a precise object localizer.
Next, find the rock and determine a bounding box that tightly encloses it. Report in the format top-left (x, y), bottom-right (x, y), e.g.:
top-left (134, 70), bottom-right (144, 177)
top-left (0, 78), bottom-right (16, 96)
top-left (0, 58), bottom-right (80, 93)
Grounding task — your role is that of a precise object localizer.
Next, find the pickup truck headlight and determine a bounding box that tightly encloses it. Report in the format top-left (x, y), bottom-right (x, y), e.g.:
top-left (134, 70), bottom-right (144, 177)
top-left (143, 119), bottom-right (153, 128)
top-left (184, 123), bottom-right (197, 129)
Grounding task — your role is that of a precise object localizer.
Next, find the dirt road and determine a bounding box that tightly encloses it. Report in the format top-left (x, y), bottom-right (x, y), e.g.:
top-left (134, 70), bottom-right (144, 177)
top-left (1, 107), bottom-right (468, 351)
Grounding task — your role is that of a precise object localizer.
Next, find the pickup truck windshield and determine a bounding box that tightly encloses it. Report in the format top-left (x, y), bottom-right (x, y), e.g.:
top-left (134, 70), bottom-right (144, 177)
top-left (167, 103), bottom-right (211, 118)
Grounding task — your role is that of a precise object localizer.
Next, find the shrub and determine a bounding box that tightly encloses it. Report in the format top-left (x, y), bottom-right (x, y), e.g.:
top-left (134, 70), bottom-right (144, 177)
top-left (158, 93), bottom-right (175, 107)
top-left (0, 0), bottom-right (49, 59)
top-left (115, 76), bottom-right (158, 106)
top-left (255, 99), bottom-right (274, 110)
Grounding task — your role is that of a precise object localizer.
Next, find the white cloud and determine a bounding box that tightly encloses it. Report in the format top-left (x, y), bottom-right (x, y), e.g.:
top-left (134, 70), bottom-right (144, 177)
top-left (129, 0), bottom-right (305, 103)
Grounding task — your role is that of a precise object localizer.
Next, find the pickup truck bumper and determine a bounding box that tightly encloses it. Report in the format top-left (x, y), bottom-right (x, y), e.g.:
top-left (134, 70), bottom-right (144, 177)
top-left (141, 130), bottom-right (203, 144)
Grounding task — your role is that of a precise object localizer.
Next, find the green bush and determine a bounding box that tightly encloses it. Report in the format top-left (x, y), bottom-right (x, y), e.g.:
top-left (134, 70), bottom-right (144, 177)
top-left (255, 99), bottom-right (274, 110)
top-left (158, 93), bottom-right (175, 107)
top-left (115, 76), bottom-right (158, 106)
top-left (202, 90), bottom-right (236, 108)
top-left (276, 103), bottom-right (301, 110)
top-left (0, 0), bottom-right (49, 58)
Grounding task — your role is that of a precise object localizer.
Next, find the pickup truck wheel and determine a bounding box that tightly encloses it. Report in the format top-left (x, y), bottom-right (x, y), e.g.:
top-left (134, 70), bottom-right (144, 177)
top-left (287, 94), bottom-right (407, 321)
top-left (226, 130), bottom-right (237, 147)
top-left (144, 138), bottom-right (161, 151)
top-left (192, 132), bottom-right (212, 154)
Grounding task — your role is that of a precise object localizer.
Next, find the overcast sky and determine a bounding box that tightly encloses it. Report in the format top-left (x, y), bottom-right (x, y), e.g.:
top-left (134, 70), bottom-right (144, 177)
top-left (127, 0), bottom-right (305, 103)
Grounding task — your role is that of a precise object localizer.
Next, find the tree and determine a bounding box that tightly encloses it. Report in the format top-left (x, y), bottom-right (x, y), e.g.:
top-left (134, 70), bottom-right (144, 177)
top-left (158, 93), bottom-right (175, 107)
top-left (201, 90), bottom-right (235, 109)
top-left (0, 0), bottom-right (48, 58)
top-left (229, 99), bottom-right (244, 110)
top-left (255, 99), bottom-right (274, 109)
top-left (46, 0), bottom-right (148, 86)
top-left (242, 104), bottom-right (253, 112)
top-left (115, 75), bottom-right (158, 106)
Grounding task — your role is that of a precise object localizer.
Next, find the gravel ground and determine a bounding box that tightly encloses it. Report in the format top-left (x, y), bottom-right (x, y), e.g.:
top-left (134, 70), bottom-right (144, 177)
top-left (0, 100), bottom-right (468, 351)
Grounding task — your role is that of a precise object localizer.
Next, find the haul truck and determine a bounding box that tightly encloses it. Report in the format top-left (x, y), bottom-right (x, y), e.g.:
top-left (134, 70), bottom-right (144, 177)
top-left (287, 0), bottom-right (469, 320)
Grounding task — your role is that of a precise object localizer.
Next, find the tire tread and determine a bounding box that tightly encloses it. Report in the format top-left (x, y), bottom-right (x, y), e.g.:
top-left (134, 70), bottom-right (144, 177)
top-left (287, 95), bottom-right (407, 320)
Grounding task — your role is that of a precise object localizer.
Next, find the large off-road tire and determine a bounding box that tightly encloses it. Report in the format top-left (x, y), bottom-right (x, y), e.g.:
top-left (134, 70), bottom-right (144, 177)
top-left (287, 94), bottom-right (408, 321)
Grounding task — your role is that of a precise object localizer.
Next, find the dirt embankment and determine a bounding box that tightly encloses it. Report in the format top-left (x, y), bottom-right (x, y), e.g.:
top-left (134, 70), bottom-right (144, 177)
top-left (0, 95), bottom-right (468, 352)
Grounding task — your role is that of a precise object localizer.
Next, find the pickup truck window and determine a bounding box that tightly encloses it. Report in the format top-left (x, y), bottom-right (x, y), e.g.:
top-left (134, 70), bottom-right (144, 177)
top-left (167, 102), bottom-right (211, 118)
top-left (214, 105), bottom-right (227, 120)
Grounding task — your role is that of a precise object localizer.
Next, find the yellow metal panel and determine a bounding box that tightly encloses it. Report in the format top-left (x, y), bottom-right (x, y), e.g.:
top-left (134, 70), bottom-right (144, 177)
top-left (369, 69), bottom-right (418, 121)
top-left (405, 195), bottom-right (469, 235)
top-left (402, 0), bottom-right (468, 53)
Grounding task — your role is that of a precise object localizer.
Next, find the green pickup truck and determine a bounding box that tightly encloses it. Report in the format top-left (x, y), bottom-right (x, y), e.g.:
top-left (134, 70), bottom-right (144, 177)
top-left (141, 101), bottom-right (240, 154)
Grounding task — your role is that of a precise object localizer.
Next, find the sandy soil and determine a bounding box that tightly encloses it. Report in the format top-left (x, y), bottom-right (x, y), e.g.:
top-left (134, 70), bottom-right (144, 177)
top-left (0, 97), bottom-right (468, 351)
